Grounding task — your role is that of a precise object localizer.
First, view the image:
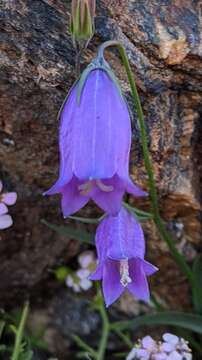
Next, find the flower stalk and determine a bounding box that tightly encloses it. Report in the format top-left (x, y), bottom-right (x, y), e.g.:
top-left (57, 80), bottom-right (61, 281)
top-left (97, 40), bottom-right (194, 287)
top-left (97, 293), bottom-right (110, 360)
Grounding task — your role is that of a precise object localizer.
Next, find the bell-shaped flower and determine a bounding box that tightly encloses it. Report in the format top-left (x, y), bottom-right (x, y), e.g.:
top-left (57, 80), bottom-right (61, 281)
top-left (90, 207), bottom-right (158, 307)
top-left (45, 62), bottom-right (147, 216)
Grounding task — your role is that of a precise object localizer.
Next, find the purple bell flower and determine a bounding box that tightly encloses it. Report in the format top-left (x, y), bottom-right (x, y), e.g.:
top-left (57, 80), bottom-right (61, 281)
top-left (90, 207), bottom-right (158, 307)
top-left (45, 65), bottom-right (147, 216)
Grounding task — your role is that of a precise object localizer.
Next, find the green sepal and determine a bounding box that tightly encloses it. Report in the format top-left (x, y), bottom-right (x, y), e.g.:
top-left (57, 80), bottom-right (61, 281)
top-left (77, 56), bottom-right (124, 104)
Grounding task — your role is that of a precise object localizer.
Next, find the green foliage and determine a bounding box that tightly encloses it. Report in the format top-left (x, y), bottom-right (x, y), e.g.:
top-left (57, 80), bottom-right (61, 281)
top-left (42, 219), bottom-right (93, 244)
top-left (192, 254), bottom-right (202, 314)
top-left (111, 311), bottom-right (202, 334)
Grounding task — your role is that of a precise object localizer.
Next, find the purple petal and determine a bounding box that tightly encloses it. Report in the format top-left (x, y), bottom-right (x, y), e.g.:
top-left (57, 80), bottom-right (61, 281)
top-left (162, 333), bottom-right (179, 345)
top-left (0, 214), bottom-right (13, 229)
top-left (135, 349), bottom-right (150, 360)
top-left (141, 259), bottom-right (158, 276)
top-left (127, 258), bottom-right (150, 302)
top-left (2, 192), bottom-right (17, 205)
top-left (142, 336), bottom-right (156, 350)
top-left (61, 177), bottom-right (89, 216)
top-left (95, 216), bottom-right (111, 262)
top-left (0, 203), bottom-right (8, 215)
top-left (73, 69), bottom-right (131, 180)
top-left (167, 351), bottom-right (182, 360)
top-left (161, 342), bottom-right (176, 352)
top-left (103, 259), bottom-right (124, 307)
top-left (91, 176), bottom-right (124, 215)
top-left (89, 263), bottom-right (103, 280)
top-left (154, 353), bottom-right (167, 360)
top-left (125, 177), bottom-right (148, 197)
top-left (106, 207), bottom-right (145, 260)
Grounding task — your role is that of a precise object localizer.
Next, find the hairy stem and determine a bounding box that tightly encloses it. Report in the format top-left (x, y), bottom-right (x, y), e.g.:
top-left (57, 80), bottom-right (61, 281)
top-left (98, 41), bottom-right (194, 287)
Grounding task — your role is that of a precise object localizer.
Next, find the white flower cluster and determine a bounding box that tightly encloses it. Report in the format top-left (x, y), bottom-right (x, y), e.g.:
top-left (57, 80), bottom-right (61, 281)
top-left (66, 251), bottom-right (95, 293)
top-left (126, 333), bottom-right (192, 360)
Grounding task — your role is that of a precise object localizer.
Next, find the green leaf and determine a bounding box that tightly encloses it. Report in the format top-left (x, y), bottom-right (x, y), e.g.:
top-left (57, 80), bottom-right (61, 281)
top-left (19, 350), bottom-right (33, 360)
top-left (123, 202), bottom-right (153, 220)
top-left (0, 321), bottom-right (5, 339)
top-left (68, 215), bottom-right (104, 224)
top-left (111, 311), bottom-right (202, 334)
top-left (192, 254), bottom-right (202, 314)
top-left (42, 220), bottom-right (94, 245)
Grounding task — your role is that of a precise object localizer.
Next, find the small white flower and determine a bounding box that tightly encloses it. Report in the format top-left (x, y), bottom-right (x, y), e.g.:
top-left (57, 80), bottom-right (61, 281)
top-left (76, 268), bottom-right (91, 280)
top-left (78, 251), bottom-right (95, 269)
top-left (167, 351), bottom-right (182, 360)
top-left (80, 278), bottom-right (92, 291)
top-left (162, 334), bottom-right (179, 346)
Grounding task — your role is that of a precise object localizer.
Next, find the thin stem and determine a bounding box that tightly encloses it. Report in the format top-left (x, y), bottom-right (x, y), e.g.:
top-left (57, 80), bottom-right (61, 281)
top-left (11, 301), bottom-right (29, 360)
top-left (113, 328), bottom-right (133, 348)
top-left (97, 295), bottom-right (110, 360)
top-left (98, 41), bottom-right (194, 287)
top-left (72, 335), bottom-right (97, 359)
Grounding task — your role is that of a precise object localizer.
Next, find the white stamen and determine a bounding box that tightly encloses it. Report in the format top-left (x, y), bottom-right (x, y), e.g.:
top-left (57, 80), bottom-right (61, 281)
top-left (120, 259), bottom-right (132, 287)
top-left (96, 179), bottom-right (113, 192)
top-left (78, 181), bottom-right (94, 195)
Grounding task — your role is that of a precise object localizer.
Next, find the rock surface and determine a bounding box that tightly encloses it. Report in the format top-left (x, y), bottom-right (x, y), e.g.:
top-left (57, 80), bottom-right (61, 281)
top-left (0, 0), bottom-right (202, 356)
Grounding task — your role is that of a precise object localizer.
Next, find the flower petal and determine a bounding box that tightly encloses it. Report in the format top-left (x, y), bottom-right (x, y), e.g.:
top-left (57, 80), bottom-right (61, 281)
top-left (162, 333), bottom-right (179, 345)
top-left (0, 203), bottom-right (8, 215)
top-left (142, 335), bottom-right (156, 351)
top-left (74, 69), bottom-right (131, 180)
top-left (0, 214), bottom-right (13, 229)
top-left (89, 263), bottom-right (103, 280)
top-left (103, 259), bottom-right (124, 307)
top-left (2, 192), bottom-right (17, 205)
top-left (127, 258), bottom-right (150, 302)
top-left (141, 259), bottom-right (158, 276)
top-left (105, 207), bottom-right (145, 260)
top-left (167, 351), bottom-right (183, 360)
top-left (125, 177), bottom-right (148, 197)
top-left (61, 177), bottom-right (89, 216)
top-left (91, 176), bottom-right (124, 215)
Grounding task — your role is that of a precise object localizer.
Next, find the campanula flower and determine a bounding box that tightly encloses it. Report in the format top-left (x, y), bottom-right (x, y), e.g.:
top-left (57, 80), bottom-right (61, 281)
top-left (90, 207), bottom-right (157, 307)
top-left (45, 62), bottom-right (147, 216)
top-left (0, 180), bottom-right (17, 230)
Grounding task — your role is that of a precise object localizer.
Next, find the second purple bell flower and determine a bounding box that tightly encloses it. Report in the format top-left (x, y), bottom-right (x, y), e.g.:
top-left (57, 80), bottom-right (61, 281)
top-left (90, 207), bottom-right (158, 307)
top-left (45, 62), bottom-right (147, 216)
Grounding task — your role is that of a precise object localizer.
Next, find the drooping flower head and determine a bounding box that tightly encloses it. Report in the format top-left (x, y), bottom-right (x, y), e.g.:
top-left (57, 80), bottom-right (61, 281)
top-left (90, 207), bottom-right (158, 307)
top-left (45, 57), bottom-right (147, 216)
top-left (0, 180), bottom-right (17, 230)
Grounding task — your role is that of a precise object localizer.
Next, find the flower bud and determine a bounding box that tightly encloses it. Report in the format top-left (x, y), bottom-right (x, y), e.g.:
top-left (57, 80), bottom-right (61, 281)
top-left (70, 0), bottom-right (96, 43)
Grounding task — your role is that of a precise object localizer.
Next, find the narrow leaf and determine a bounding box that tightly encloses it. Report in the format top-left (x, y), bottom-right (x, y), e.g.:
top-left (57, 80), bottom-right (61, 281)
top-left (42, 220), bottom-right (94, 245)
top-left (68, 215), bottom-right (104, 224)
top-left (111, 311), bottom-right (202, 334)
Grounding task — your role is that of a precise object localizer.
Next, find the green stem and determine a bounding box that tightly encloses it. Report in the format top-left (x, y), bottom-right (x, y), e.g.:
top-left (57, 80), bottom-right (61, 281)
top-left (97, 295), bottom-right (110, 360)
top-left (98, 41), bottom-right (194, 287)
top-left (72, 335), bottom-right (98, 359)
top-left (113, 328), bottom-right (133, 348)
top-left (11, 301), bottom-right (29, 360)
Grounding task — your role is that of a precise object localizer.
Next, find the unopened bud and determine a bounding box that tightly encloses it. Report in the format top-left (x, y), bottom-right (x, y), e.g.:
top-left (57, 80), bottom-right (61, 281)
top-left (70, 0), bottom-right (96, 43)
